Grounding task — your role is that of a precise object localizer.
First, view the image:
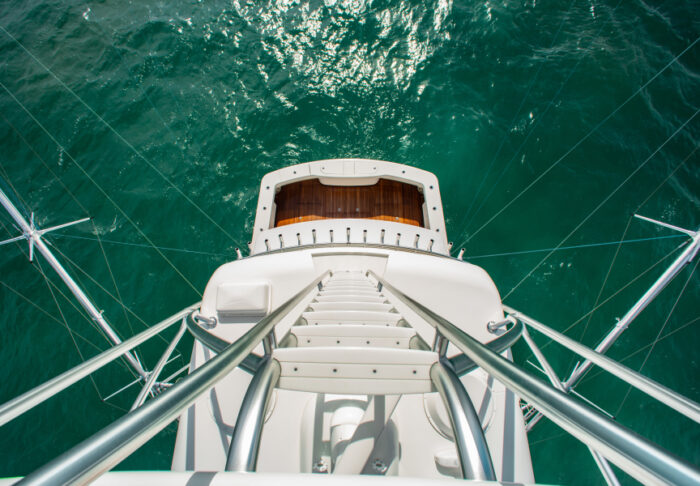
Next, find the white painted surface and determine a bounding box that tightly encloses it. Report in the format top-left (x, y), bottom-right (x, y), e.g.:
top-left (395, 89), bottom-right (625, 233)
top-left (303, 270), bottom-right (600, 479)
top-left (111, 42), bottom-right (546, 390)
top-left (175, 252), bottom-right (534, 482)
top-left (302, 310), bottom-right (402, 326)
top-left (216, 282), bottom-right (269, 316)
top-left (274, 347), bottom-right (436, 394)
top-left (250, 159), bottom-right (449, 255)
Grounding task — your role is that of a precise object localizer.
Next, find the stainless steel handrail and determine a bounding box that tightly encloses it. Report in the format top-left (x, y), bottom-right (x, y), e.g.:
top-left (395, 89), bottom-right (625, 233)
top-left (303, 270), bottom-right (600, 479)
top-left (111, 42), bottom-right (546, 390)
top-left (506, 306), bottom-right (700, 424)
top-left (430, 360), bottom-right (496, 480)
top-left (367, 271), bottom-right (700, 486)
top-left (448, 319), bottom-right (523, 376)
top-left (0, 303), bottom-right (200, 428)
top-left (520, 326), bottom-right (621, 486)
top-left (185, 311), bottom-right (262, 374)
top-left (17, 271), bottom-right (330, 486)
top-left (130, 318), bottom-right (189, 411)
top-left (225, 356), bottom-right (281, 472)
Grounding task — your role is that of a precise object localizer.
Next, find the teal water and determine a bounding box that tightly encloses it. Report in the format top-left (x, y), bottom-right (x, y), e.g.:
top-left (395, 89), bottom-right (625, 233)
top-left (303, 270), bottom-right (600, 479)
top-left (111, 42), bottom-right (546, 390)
top-left (0, 0), bottom-right (698, 483)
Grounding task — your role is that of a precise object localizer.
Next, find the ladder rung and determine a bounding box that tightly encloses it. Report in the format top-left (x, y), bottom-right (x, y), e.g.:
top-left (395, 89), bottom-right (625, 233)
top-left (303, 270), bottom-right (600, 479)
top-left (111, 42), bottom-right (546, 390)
top-left (273, 347), bottom-right (437, 394)
top-left (327, 275), bottom-right (366, 281)
top-left (291, 324), bottom-right (415, 348)
top-left (302, 311), bottom-right (402, 326)
top-left (308, 302), bottom-right (393, 312)
top-left (314, 295), bottom-right (386, 303)
top-left (321, 284), bottom-right (377, 291)
top-left (318, 289), bottom-right (381, 297)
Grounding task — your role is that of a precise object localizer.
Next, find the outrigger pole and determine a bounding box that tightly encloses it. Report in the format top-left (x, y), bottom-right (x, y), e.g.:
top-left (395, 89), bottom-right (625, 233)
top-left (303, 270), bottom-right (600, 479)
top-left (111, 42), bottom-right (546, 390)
top-left (0, 187), bottom-right (148, 379)
top-left (564, 214), bottom-right (700, 389)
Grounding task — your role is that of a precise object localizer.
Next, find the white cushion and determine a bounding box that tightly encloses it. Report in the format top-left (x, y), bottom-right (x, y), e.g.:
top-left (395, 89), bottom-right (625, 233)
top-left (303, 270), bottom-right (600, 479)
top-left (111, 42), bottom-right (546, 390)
top-left (216, 282), bottom-right (269, 316)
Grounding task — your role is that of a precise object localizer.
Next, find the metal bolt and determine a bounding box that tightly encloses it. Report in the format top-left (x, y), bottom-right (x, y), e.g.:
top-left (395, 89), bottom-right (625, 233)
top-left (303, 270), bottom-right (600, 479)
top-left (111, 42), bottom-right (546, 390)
top-left (372, 459), bottom-right (388, 474)
top-left (313, 459), bottom-right (328, 473)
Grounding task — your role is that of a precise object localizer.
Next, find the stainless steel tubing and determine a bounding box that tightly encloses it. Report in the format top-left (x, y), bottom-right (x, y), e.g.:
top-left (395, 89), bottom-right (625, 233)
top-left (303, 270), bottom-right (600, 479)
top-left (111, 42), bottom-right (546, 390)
top-left (507, 306), bottom-right (700, 424)
top-left (262, 331), bottom-right (276, 356)
top-left (449, 319), bottom-right (523, 376)
top-left (367, 271), bottom-right (700, 486)
top-left (225, 356), bottom-right (281, 472)
top-left (185, 312), bottom-right (261, 374)
top-left (432, 332), bottom-right (448, 356)
top-left (520, 326), bottom-right (621, 486)
top-left (430, 360), bottom-right (496, 481)
top-left (435, 313), bottom-right (699, 485)
top-left (131, 318), bottom-right (188, 411)
top-left (17, 271), bottom-right (330, 486)
top-left (565, 229), bottom-right (700, 388)
top-left (0, 303), bottom-right (199, 428)
top-left (0, 188), bottom-right (147, 379)
top-left (520, 326), bottom-right (565, 393)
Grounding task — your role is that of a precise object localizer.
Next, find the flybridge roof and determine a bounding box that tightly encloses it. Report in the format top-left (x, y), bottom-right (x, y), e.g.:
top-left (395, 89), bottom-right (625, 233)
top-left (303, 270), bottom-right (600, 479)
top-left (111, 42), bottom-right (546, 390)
top-left (249, 159), bottom-right (449, 255)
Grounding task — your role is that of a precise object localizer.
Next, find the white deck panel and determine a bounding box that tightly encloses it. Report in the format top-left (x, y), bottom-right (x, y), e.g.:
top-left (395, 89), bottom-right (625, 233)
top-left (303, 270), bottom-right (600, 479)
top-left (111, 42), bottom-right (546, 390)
top-left (273, 347), bottom-right (437, 394)
top-left (314, 294), bottom-right (386, 303)
top-left (308, 302), bottom-right (394, 312)
top-left (301, 310), bottom-right (403, 326)
top-left (318, 289), bottom-right (382, 296)
top-left (182, 245), bottom-right (532, 482)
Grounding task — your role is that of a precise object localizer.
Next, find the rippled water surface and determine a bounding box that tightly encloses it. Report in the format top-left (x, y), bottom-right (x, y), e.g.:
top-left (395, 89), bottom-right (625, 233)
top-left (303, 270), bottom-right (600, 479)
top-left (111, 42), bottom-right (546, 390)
top-left (0, 0), bottom-right (698, 483)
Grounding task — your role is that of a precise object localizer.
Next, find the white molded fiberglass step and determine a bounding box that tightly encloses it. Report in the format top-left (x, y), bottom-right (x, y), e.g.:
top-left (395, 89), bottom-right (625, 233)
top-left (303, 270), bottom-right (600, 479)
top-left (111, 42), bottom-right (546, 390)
top-left (273, 347), bottom-right (437, 394)
top-left (327, 273), bottom-right (366, 280)
top-left (314, 295), bottom-right (386, 303)
top-left (321, 283), bottom-right (377, 291)
top-left (318, 289), bottom-right (381, 297)
top-left (325, 275), bottom-right (373, 281)
top-left (302, 311), bottom-right (402, 326)
top-left (291, 324), bottom-right (415, 348)
top-left (308, 302), bottom-right (393, 312)
top-left (326, 279), bottom-right (368, 284)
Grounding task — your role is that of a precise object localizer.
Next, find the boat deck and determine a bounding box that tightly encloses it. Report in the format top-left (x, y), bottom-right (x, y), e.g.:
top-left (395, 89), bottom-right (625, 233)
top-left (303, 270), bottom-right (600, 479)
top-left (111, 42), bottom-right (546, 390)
top-left (274, 179), bottom-right (425, 227)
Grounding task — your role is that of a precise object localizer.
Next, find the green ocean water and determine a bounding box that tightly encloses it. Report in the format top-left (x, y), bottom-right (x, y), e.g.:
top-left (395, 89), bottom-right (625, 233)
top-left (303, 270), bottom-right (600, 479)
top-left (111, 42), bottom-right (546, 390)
top-left (0, 0), bottom-right (698, 483)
